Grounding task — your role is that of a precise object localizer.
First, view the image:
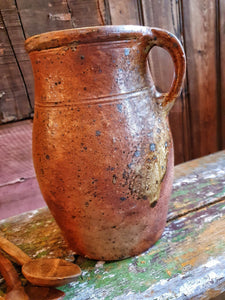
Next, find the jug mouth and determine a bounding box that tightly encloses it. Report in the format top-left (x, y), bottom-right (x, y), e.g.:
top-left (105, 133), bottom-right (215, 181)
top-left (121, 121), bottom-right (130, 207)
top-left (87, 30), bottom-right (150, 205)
top-left (25, 25), bottom-right (151, 53)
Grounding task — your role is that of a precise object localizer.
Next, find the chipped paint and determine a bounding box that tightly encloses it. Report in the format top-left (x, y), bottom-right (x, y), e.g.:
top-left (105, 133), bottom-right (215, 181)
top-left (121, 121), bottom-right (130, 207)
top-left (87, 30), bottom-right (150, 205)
top-left (117, 255), bottom-right (225, 300)
top-left (1, 152), bottom-right (225, 299)
top-left (1, 199), bottom-right (225, 299)
top-left (168, 151), bottom-right (225, 221)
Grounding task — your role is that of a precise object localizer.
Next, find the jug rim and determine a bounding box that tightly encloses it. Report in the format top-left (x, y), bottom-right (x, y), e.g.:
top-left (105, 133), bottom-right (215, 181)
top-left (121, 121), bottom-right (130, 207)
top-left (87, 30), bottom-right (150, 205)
top-left (25, 25), bottom-right (153, 53)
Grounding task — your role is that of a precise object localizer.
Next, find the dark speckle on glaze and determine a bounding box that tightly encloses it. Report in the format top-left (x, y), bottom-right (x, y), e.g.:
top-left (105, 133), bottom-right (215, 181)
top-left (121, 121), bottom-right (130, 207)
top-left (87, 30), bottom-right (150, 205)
top-left (150, 200), bottom-right (158, 208)
top-left (120, 197), bottom-right (126, 201)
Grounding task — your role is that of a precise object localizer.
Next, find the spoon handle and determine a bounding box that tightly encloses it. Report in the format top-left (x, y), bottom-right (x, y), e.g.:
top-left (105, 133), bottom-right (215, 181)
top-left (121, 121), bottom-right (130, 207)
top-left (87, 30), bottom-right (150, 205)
top-left (0, 252), bottom-right (29, 300)
top-left (0, 236), bottom-right (31, 265)
top-left (0, 251), bottom-right (20, 291)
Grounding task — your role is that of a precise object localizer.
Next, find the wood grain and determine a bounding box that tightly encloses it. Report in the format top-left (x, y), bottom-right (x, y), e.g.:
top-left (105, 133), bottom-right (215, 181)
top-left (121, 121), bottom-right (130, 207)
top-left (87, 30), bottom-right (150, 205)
top-left (0, 252), bottom-right (29, 300)
top-left (182, 0), bottom-right (218, 159)
top-left (1, 0), bottom-right (33, 107)
top-left (0, 235), bottom-right (31, 265)
top-left (0, 10), bottom-right (31, 123)
top-left (0, 252), bottom-right (21, 291)
top-left (67, 0), bottom-right (107, 27)
top-left (168, 150), bottom-right (225, 220)
top-left (16, 0), bottom-right (73, 37)
top-left (0, 252), bottom-right (65, 299)
top-left (22, 258), bottom-right (81, 287)
top-left (108, 0), bottom-right (140, 25)
top-left (219, 0), bottom-right (225, 149)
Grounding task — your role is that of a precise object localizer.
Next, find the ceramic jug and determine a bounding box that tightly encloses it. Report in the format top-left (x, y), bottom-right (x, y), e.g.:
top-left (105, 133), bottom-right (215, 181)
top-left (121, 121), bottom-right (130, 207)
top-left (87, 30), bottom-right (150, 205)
top-left (25, 25), bottom-right (185, 261)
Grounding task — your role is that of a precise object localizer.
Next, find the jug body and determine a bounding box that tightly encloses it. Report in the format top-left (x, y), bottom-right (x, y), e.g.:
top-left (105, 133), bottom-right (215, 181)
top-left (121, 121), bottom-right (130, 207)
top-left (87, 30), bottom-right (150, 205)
top-left (25, 26), bottom-right (185, 260)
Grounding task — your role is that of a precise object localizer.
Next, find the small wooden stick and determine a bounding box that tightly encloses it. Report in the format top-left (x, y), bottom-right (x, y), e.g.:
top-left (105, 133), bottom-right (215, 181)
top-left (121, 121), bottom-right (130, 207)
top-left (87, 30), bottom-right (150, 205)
top-left (0, 236), bottom-right (31, 265)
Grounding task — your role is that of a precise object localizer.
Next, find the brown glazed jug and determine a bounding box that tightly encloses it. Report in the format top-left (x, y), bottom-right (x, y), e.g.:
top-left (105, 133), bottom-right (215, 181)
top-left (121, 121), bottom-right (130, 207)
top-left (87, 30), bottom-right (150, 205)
top-left (25, 25), bottom-right (185, 261)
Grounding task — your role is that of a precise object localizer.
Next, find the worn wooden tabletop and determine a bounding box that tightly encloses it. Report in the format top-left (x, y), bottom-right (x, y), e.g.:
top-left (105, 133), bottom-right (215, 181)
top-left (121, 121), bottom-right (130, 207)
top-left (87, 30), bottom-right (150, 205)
top-left (0, 150), bottom-right (225, 299)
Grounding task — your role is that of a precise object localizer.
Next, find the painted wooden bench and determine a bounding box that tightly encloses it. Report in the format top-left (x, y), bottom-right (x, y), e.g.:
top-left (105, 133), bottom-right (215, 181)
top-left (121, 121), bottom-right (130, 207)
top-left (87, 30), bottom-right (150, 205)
top-left (0, 150), bottom-right (225, 299)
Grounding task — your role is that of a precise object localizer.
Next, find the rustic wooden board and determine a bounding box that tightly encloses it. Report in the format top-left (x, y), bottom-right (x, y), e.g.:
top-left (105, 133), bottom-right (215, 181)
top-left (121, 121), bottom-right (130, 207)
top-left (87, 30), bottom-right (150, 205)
top-left (67, 0), bottom-right (107, 27)
top-left (16, 0), bottom-right (73, 37)
top-left (0, 151), bottom-right (224, 299)
top-left (141, 0), bottom-right (190, 165)
top-left (0, 195), bottom-right (224, 299)
top-left (108, 0), bottom-right (140, 25)
top-left (16, 0), bottom-right (108, 38)
top-left (0, 10), bottom-right (31, 123)
top-left (1, 0), bottom-right (34, 107)
top-left (64, 200), bottom-right (225, 300)
top-left (168, 150), bottom-right (225, 220)
top-left (182, 0), bottom-right (218, 159)
top-left (219, 0), bottom-right (225, 150)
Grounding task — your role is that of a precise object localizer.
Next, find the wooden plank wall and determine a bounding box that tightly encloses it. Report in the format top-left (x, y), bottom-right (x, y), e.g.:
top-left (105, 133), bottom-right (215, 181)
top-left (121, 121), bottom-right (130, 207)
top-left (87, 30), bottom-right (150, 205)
top-left (0, 0), bottom-right (224, 164)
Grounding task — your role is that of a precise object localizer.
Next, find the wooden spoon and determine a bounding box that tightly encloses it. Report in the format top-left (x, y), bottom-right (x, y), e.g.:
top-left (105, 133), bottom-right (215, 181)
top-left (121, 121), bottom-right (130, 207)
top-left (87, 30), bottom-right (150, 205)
top-left (0, 236), bottom-right (81, 287)
top-left (0, 251), bottom-right (29, 299)
top-left (0, 251), bottom-right (65, 299)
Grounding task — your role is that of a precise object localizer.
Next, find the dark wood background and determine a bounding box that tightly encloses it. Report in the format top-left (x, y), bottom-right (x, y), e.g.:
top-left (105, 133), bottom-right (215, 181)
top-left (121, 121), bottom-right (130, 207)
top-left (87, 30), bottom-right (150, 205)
top-left (0, 0), bottom-right (224, 164)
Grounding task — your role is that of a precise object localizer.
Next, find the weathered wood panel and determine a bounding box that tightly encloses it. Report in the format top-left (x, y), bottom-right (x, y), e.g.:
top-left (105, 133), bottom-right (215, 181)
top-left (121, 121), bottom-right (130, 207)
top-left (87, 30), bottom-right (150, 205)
top-left (1, 0), bottom-right (33, 107)
top-left (108, 0), bottom-right (140, 25)
top-left (0, 10), bottom-right (31, 123)
top-left (219, 0), bottom-right (225, 150)
top-left (182, 0), bottom-right (218, 159)
top-left (16, 0), bottom-right (108, 37)
top-left (67, 0), bottom-right (107, 27)
top-left (16, 0), bottom-right (73, 37)
top-left (168, 150), bottom-right (225, 221)
top-left (14, 0), bottom-right (74, 108)
top-left (141, 0), bottom-right (190, 164)
top-left (2, 200), bottom-right (225, 299)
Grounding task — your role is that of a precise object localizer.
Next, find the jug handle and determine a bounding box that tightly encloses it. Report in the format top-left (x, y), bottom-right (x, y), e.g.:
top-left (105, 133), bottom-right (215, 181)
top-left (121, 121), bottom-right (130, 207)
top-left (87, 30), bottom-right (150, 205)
top-left (146, 28), bottom-right (186, 113)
